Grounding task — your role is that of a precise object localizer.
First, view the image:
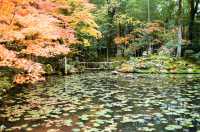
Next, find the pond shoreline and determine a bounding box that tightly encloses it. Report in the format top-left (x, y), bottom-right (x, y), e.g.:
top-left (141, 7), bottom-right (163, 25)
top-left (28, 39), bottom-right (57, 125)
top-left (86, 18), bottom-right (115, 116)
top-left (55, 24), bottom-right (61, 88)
top-left (1, 68), bottom-right (200, 97)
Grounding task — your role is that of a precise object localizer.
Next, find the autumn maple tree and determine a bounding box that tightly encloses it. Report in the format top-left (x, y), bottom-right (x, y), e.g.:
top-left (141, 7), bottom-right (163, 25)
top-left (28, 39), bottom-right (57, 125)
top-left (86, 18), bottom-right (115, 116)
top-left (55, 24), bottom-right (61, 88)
top-left (0, 0), bottom-right (100, 84)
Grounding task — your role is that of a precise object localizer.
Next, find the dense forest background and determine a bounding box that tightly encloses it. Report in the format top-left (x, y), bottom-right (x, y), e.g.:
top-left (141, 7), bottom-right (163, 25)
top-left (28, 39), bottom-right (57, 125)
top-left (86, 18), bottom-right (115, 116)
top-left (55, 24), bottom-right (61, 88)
top-left (80, 0), bottom-right (200, 61)
top-left (0, 0), bottom-right (200, 85)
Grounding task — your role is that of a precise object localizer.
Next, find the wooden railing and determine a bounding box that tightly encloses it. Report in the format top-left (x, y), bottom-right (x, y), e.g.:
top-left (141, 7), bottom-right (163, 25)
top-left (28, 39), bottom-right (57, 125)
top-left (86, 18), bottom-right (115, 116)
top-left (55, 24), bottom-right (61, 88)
top-left (78, 61), bottom-right (120, 70)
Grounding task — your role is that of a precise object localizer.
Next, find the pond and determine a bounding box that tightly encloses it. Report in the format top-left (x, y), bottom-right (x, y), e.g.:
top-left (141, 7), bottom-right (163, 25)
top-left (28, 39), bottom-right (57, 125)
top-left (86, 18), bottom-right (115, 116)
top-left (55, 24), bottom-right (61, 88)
top-left (0, 72), bottom-right (200, 132)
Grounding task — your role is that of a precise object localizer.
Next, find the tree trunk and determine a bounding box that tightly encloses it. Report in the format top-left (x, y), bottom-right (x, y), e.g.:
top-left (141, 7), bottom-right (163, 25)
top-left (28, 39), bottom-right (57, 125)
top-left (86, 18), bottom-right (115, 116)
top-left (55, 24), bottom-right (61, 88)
top-left (177, 25), bottom-right (182, 57)
top-left (176, 0), bottom-right (183, 57)
top-left (189, 0), bottom-right (199, 43)
top-left (147, 0), bottom-right (151, 22)
top-left (107, 1), bottom-right (117, 57)
top-left (189, 0), bottom-right (195, 42)
top-left (147, 0), bottom-right (152, 54)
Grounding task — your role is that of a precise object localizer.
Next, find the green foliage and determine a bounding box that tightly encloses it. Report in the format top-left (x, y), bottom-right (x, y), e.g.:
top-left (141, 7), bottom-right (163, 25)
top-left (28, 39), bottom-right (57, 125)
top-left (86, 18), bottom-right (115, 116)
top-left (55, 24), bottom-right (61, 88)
top-left (192, 52), bottom-right (200, 64)
top-left (0, 76), bottom-right (13, 96)
top-left (44, 64), bottom-right (54, 75)
top-left (0, 76), bottom-right (12, 88)
top-left (88, 0), bottom-right (200, 60)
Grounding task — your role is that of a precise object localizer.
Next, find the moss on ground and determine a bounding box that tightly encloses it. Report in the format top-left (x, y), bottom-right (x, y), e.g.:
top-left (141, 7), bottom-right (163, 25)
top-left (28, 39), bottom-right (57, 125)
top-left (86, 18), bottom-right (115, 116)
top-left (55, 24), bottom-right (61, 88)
top-left (118, 54), bottom-right (200, 74)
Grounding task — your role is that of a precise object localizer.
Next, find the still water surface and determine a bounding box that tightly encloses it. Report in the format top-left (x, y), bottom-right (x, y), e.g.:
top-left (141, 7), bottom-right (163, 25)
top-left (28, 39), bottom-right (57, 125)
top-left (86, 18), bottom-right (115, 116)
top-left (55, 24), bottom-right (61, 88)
top-left (0, 72), bottom-right (200, 132)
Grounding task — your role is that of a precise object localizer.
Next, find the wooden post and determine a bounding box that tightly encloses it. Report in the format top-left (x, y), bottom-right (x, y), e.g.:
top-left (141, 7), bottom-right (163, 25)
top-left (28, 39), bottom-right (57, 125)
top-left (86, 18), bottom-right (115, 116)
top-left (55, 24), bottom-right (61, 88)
top-left (64, 56), bottom-right (68, 75)
top-left (106, 43), bottom-right (109, 62)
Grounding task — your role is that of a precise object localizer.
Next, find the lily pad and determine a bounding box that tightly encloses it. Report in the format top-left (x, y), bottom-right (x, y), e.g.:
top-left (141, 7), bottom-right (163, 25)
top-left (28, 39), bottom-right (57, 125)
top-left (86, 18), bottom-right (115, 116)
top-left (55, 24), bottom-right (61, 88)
top-left (165, 125), bottom-right (182, 131)
top-left (64, 119), bottom-right (73, 126)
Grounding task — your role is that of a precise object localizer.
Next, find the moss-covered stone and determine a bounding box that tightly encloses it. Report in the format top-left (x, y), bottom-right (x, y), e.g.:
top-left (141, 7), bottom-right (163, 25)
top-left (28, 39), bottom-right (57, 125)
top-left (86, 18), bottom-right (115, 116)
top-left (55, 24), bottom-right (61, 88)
top-left (64, 64), bottom-right (79, 75)
top-left (117, 63), bottom-right (135, 73)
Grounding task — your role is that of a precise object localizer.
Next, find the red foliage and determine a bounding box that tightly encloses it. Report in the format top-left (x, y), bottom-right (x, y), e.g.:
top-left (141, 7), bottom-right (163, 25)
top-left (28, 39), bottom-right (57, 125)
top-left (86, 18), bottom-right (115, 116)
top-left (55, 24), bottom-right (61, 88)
top-left (0, 45), bottom-right (45, 84)
top-left (114, 34), bottom-right (134, 46)
top-left (0, 0), bottom-right (97, 84)
top-left (21, 41), bottom-right (70, 57)
top-left (145, 22), bottom-right (164, 34)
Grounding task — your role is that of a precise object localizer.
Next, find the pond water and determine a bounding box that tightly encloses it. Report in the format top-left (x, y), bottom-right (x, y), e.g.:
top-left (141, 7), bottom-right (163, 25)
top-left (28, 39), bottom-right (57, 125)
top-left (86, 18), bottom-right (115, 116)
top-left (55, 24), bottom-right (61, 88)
top-left (0, 72), bottom-right (200, 132)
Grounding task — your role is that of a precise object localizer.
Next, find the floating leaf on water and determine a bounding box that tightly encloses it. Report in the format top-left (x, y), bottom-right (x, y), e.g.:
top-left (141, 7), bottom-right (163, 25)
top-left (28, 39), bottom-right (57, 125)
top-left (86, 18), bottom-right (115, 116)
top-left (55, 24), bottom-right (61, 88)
top-left (138, 127), bottom-right (156, 132)
top-left (121, 116), bottom-right (134, 123)
top-left (88, 128), bottom-right (100, 132)
top-left (153, 113), bottom-right (164, 118)
top-left (26, 127), bottom-right (33, 131)
top-left (105, 119), bottom-right (114, 124)
top-left (63, 113), bottom-right (70, 116)
top-left (93, 123), bottom-right (100, 127)
top-left (165, 125), bottom-right (182, 131)
top-left (8, 117), bottom-right (21, 122)
top-left (104, 123), bottom-right (117, 131)
top-left (95, 119), bottom-right (105, 125)
top-left (96, 109), bottom-right (112, 117)
top-left (176, 109), bottom-right (188, 114)
top-left (180, 119), bottom-right (194, 128)
top-left (196, 118), bottom-right (200, 122)
top-left (76, 122), bottom-right (85, 127)
top-left (104, 114), bottom-right (112, 118)
top-left (64, 119), bottom-right (73, 126)
top-left (31, 124), bottom-right (40, 128)
top-left (21, 124), bottom-right (28, 128)
top-left (47, 129), bottom-right (60, 132)
top-left (164, 111), bottom-right (179, 116)
top-left (114, 115), bottom-right (122, 120)
top-left (72, 128), bottom-right (80, 132)
top-left (50, 114), bottom-right (60, 118)
top-left (175, 118), bottom-right (184, 122)
top-left (80, 115), bottom-right (89, 121)
top-left (122, 107), bottom-right (132, 112)
top-left (136, 118), bottom-right (145, 123)
top-left (147, 123), bottom-right (154, 127)
top-left (170, 100), bottom-right (178, 104)
top-left (190, 113), bottom-right (200, 118)
top-left (69, 110), bottom-right (77, 113)
top-left (161, 118), bottom-right (168, 124)
top-left (132, 114), bottom-right (143, 119)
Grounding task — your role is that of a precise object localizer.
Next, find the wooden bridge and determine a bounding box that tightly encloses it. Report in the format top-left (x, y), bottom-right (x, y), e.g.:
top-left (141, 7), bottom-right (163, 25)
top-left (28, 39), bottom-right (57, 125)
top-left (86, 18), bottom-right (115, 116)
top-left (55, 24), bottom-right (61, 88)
top-left (63, 57), bottom-right (121, 71)
top-left (78, 61), bottom-right (120, 70)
